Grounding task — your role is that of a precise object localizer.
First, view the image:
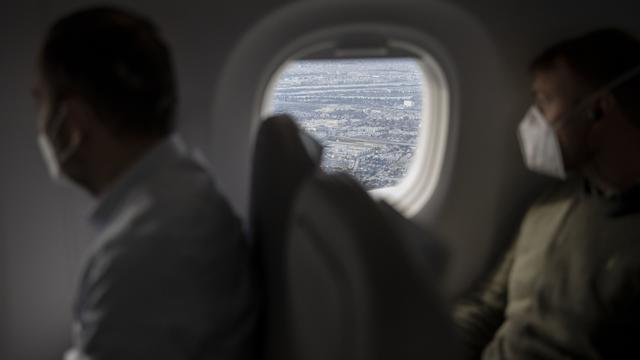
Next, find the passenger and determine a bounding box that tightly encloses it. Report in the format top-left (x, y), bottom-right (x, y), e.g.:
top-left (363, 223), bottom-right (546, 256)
top-left (454, 28), bottom-right (640, 359)
top-left (32, 6), bottom-right (256, 360)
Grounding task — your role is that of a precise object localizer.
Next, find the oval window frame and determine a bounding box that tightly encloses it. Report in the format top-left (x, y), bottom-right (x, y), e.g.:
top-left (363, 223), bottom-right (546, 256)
top-left (260, 26), bottom-right (450, 217)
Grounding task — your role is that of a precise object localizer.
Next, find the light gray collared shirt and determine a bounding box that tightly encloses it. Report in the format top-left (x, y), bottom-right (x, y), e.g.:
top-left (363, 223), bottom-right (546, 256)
top-left (65, 136), bottom-right (256, 360)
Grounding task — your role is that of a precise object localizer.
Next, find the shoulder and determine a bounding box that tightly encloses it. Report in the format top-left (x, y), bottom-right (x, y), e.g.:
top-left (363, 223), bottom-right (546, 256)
top-left (146, 145), bottom-right (239, 225)
top-left (95, 145), bottom-right (244, 258)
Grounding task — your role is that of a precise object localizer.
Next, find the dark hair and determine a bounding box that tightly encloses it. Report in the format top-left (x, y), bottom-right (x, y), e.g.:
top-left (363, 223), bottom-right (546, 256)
top-left (531, 28), bottom-right (640, 125)
top-left (41, 6), bottom-right (177, 137)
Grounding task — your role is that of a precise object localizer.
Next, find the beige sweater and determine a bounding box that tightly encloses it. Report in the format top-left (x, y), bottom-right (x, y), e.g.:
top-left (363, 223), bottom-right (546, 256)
top-left (455, 180), bottom-right (640, 359)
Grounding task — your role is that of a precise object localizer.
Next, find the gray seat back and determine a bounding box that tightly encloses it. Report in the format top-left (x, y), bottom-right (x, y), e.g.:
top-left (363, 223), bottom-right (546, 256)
top-left (286, 172), bottom-right (458, 360)
top-left (248, 114), bottom-right (322, 360)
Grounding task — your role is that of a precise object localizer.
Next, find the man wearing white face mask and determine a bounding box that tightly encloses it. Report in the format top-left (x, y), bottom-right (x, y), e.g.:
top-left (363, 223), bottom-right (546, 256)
top-left (33, 7), bottom-right (257, 360)
top-left (454, 28), bottom-right (640, 359)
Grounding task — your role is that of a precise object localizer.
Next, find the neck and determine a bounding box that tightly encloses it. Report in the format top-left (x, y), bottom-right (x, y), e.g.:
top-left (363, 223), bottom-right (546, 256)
top-left (583, 158), bottom-right (640, 196)
top-left (89, 136), bottom-right (164, 196)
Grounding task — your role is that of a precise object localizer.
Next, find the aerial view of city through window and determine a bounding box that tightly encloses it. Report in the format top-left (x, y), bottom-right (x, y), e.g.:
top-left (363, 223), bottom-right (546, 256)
top-left (270, 58), bottom-right (424, 190)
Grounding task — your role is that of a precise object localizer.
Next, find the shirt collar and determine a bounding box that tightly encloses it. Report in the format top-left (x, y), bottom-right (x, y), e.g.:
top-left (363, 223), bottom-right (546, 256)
top-left (90, 134), bottom-right (186, 229)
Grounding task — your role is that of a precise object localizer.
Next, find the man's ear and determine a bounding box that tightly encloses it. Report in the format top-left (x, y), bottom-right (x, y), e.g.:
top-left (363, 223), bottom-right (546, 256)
top-left (586, 94), bottom-right (624, 154)
top-left (598, 94), bottom-right (620, 120)
top-left (585, 96), bottom-right (610, 154)
top-left (63, 97), bottom-right (94, 133)
top-left (60, 97), bottom-right (96, 149)
top-left (588, 96), bottom-right (608, 122)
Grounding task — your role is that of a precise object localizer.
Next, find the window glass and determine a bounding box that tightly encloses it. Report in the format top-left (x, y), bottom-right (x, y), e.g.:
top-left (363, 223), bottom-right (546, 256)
top-left (267, 58), bottom-right (424, 190)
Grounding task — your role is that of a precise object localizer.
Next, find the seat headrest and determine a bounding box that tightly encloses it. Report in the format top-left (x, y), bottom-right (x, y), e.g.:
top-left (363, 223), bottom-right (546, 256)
top-left (249, 114), bottom-right (322, 244)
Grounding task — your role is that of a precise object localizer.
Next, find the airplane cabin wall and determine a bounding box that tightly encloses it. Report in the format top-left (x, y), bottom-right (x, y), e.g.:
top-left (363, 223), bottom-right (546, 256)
top-left (210, 0), bottom-right (520, 301)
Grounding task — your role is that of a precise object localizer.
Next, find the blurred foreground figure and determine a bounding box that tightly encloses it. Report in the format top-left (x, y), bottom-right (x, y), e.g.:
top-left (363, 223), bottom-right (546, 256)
top-left (32, 6), bottom-right (256, 360)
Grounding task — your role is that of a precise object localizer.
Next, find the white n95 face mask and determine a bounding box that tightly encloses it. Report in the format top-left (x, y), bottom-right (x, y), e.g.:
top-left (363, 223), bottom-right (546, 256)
top-left (517, 106), bottom-right (567, 179)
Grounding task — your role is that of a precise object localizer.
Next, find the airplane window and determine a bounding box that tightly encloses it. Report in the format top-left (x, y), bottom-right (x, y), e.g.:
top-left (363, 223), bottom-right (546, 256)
top-left (266, 58), bottom-right (424, 190)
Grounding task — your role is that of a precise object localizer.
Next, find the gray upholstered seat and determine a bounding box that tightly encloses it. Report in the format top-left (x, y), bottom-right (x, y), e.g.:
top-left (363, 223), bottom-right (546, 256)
top-left (286, 173), bottom-right (458, 360)
top-left (250, 114), bottom-right (457, 360)
top-left (249, 114), bottom-right (322, 360)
